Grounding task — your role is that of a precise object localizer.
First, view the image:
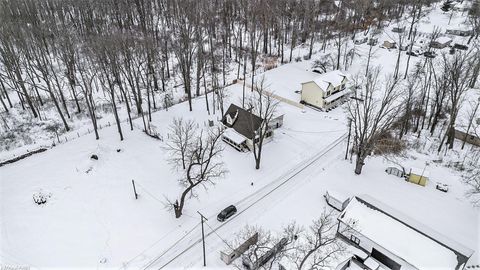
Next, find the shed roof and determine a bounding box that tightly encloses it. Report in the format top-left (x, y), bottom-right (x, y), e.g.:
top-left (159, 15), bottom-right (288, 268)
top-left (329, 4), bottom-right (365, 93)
top-left (339, 195), bottom-right (474, 270)
top-left (435, 36), bottom-right (452, 44)
top-left (410, 167), bottom-right (430, 177)
top-left (222, 104), bottom-right (263, 140)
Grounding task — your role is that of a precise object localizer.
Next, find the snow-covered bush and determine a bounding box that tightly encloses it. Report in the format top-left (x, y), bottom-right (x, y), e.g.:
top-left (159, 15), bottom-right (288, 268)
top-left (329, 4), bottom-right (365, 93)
top-left (33, 190), bottom-right (52, 205)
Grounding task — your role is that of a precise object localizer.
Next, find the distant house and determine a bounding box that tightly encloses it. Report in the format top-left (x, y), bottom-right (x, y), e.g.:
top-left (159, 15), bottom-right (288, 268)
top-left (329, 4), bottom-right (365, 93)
top-left (336, 196), bottom-right (474, 270)
top-left (452, 1), bottom-right (471, 11)
top-left (354, 36), bottom-right (368, 45)
top-left (454, 129), bottom-right (480, 147)
top-left (430, 36), bottom-right (453, 49)
top-left (300, 70), bottom-right (349, 111)
top-left (446, 28), bottom-right (473, 37)
top-left (382, 40), bottom-right (396, 49)
top-left (392, 25), bottom-right (406, 33)
top-left (407, 167), bottom-right (429, 186)
top-left (221, 104), bottom-right (283, 152)
top-left (367, 37), bottom-right (378, 46)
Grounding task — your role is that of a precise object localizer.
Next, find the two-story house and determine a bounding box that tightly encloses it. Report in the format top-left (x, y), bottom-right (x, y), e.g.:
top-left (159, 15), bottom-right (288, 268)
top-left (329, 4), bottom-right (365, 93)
top-left (300, 70), bottom-right (349, 111)
top-left (221, 103), bottom-right (284, 152)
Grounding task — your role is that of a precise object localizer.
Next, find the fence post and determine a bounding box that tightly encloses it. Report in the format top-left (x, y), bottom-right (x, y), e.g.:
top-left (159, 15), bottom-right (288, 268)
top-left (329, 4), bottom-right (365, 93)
top-left (132, 180), bottom-right (138, 199)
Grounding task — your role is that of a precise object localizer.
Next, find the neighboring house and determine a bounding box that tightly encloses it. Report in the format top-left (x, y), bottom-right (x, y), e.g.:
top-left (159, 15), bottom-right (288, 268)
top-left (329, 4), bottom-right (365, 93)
top-left (446, 28), bottom-right (473, 37)
top-left (452, 1), bottom-right (471, 11)
top-left (221, 103), bottom-right (283, 152)
top-left (337, 196), bottom-right (474, 270)
top-left (430, 36), bottom-right (452, 49)
top-left (382, 40), bottom-right (396, 49)
top-left (454, 129), bottom-right (480, 147)
top-left (407, 167), bottom-right (429, 186)
top-left (392, 25), bottom-right (405, 33)
top-left (354, 36), bottom-right (368, 45)
top-left (300, 70), bottom-right (349, 111)
top-left (367, 37), bottom-right (378, 46)
top-left (324, 190), bottom-right (351, 211)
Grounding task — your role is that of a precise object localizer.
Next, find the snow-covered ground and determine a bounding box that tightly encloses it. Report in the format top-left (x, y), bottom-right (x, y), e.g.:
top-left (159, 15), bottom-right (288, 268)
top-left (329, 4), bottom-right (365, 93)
top-left (0, 83), bottom-right (348, 268)
top-left (1, 2), bottom-right (479, 269)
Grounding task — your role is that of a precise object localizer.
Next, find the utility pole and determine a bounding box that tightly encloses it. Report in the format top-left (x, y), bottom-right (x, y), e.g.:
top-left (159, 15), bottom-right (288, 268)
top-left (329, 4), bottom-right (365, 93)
top-left (345, 118), bottom-right (352, 160)
top-left (197, 211), bottom-right (208, 267)
top-left (131, 180), bottom-right (138, 199)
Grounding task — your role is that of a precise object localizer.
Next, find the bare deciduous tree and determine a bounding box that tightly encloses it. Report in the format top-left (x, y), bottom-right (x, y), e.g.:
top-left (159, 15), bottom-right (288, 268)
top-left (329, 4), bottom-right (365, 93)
top-left (230, 208), bottom-right (350, 270)
top-left (164, 117), bottom-right (197, 170)
top-left (437, 51), bottom-right (475, 152)
top-left (165, 122), bottom-right (227, 218)
top-left (247, 76), bottom-right (279, 170)
top-left (348, 68), bottom-right (403, 174)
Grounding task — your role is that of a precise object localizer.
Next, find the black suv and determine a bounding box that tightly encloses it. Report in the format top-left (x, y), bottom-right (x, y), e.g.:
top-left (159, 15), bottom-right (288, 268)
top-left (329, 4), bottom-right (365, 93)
top-left (217, 205), bottom-right (237, 222)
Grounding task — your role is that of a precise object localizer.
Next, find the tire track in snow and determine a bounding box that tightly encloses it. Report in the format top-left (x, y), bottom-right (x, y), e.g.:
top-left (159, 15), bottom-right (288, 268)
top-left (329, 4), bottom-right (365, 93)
top-left (141, 133), bottom-right (347, 269)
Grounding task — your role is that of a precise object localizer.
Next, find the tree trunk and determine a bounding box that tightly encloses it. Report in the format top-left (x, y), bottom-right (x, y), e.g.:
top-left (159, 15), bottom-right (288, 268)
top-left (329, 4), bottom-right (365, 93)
top-left (354, 154), bottom-right (365, 175)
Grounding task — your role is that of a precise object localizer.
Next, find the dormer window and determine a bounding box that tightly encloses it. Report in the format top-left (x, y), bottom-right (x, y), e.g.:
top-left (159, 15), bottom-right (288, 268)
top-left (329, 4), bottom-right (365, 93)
top-left (226, 110), bottom-right (239, 126)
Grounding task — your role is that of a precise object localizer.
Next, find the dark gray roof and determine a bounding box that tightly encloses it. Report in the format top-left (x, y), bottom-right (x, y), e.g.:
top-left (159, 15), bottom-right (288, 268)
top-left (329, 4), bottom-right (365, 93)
top-left (222, 104), bottom-right (263, 140)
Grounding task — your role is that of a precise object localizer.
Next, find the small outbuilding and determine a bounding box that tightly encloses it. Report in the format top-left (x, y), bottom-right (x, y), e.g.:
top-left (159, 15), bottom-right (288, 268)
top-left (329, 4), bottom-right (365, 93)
top-left (408, 167), bottom-right (429, 186)
top-left (392, 25), bottom-right (406, 33)
top-left (354, 36), bottom-right (368, 45)
top-left (454, 128), bottom-right (480, 147)
top-left (367, 37), bottom-right (378, 46)
top-left (382, 40), bottom-right (396, 49)
top-left (430, 36), bottom-right (452, 49)
top-left (446, 28), bottom-right (473, 37)
top-left (385, 167), bottom-right (405, 178)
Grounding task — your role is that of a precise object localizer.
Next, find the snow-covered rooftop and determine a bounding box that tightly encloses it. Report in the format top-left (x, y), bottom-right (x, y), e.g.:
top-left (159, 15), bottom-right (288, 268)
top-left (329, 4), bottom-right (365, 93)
top-left (435, 36), bottom-right (452, 44)
top-left (223, 127), bottom-right (247, 145)
top-left (308, 70), bottom-right (347, 91)
top-left (410, 167), bottom-right (430, 177)
top-left (339, 196), bottom-right (474, 269)
top-left (324, 89), bottom-right (350, 103)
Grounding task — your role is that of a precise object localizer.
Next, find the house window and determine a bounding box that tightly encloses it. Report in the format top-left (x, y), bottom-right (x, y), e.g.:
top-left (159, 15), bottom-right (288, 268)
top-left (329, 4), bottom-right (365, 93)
top-left (350, 235), bottom-right (360, 245)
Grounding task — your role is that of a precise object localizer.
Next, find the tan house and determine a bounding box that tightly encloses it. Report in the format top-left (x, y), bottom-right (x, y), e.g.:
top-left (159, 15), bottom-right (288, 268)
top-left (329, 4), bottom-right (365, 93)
top-left (300, 70), bottom-right (349, 111)
top-left (382, 40), bottom-right (397, 49)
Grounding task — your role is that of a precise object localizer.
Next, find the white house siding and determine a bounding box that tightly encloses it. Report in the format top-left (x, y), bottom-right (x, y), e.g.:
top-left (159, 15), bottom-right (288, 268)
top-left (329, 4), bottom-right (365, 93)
top-left (337, 222), bottom-right (415, 270)
top-left (301, 82), bottom-right (325, 109)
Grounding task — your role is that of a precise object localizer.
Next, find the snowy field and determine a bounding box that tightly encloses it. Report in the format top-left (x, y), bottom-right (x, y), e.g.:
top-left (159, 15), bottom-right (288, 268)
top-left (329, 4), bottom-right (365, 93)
top-left (1, 1), bottom-right (480, 269)
top-left (0, 83), bottom-right (348, 268)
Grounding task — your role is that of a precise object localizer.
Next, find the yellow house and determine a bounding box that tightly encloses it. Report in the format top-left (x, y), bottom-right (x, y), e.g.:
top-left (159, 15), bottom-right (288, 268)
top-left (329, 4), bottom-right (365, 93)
top-left (408, 167), bottom-right (429, 186)
top-left (300, 70), bottom-right (349, 111)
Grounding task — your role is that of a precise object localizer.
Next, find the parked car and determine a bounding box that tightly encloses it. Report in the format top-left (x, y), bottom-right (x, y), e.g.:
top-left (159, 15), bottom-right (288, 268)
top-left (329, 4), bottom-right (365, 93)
top-left (217, 205), bottom-right (237, 222)
top-left (424, 51), bottom-right (437, 58)
top-left (453, 43), bottom-right (468, 50)
top-left (406, 50), bottom-right (419, 56)
top-left (354, 37), bottom-right (368, 45)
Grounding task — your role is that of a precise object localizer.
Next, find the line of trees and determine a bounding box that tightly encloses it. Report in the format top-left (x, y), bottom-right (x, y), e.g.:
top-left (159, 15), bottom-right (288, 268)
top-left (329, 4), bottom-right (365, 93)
top-left (0, 0), bottom-right (444, 141)
top-left (348, 47), bottom-right (479, 175)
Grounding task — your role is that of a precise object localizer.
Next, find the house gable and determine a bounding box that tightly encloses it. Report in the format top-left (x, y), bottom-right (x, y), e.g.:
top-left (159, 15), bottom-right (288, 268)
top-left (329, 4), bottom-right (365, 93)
top-left (222, 104), bottom-right (264, 140)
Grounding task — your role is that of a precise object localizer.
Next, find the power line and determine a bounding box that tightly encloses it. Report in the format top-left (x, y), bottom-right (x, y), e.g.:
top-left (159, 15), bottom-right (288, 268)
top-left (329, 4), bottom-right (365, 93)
top-left (204, 220), bottom-right (235, 252)
top-left (134, 181), bottom-right (165, 205)
top-left (141, 222), bottom-right (201, 270)
top-left (283, 128), bottom-right (345, 134)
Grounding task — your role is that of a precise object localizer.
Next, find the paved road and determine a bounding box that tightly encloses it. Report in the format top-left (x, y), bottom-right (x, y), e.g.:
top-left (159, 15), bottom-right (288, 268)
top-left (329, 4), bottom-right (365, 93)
top-left (141, 133), bottom-right (347, 269)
